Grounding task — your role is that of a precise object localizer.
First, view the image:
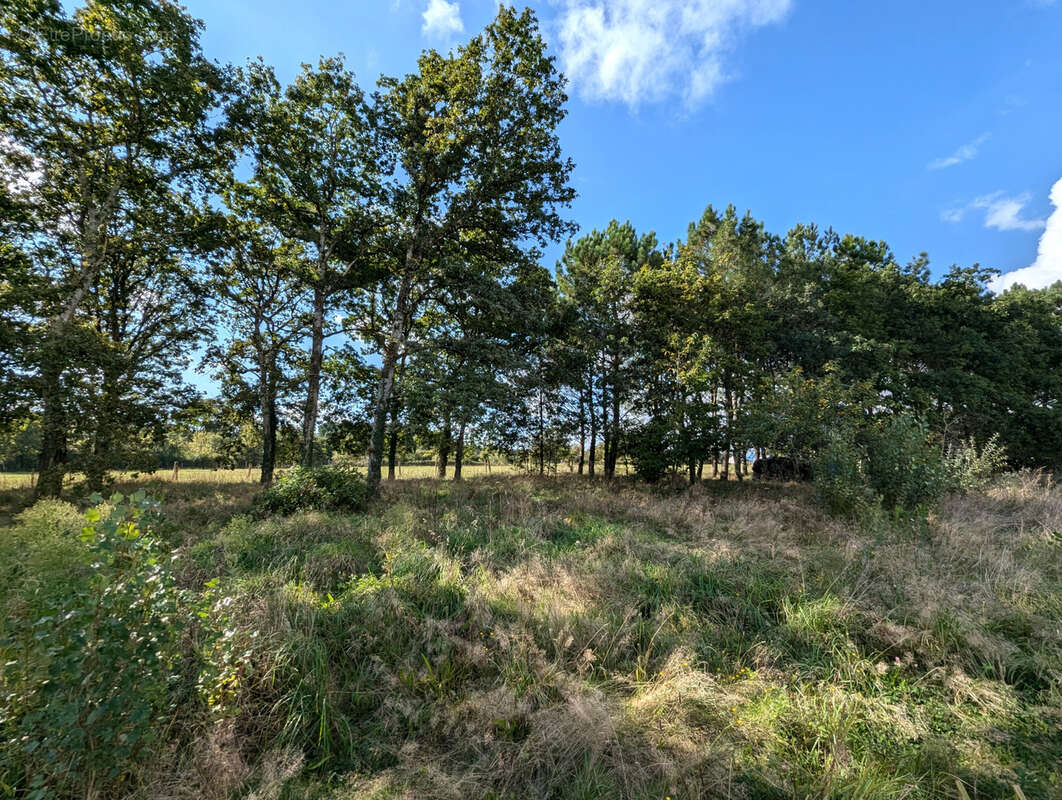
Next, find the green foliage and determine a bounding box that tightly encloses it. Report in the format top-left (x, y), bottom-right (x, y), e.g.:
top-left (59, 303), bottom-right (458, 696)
top-left (945, 434), bottom-right (1008, 492)
top-left (0, 499), bottom-right (88, 623)
top-left (628, 418), bottom-right (676, 483)
top-left (364, 5), bottom-right (575, 489)
top-left (0, 491), bottom-right (187, 798)
top-left (863, 415), bottom-right (949, 512)
top-left (813, 428), bottom-right (871, 517)
top-left (814, 414), bottom-right (949, 518)
top-left (259, 466), bottom-right (370, 515)
top-left (1, 0), bottom-right (231, 496)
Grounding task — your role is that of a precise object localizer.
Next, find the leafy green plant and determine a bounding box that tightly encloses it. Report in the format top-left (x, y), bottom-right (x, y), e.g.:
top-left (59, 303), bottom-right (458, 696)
top-left (863, 415), bottom-right (949, 512)
top-left (945, 433), bottom-right (1008, 492)
top-left (628, 419), bottom-right (677, 483)
top-left (813, 415), bottom-right (951, 518)
top-left (0, 491), bottom-right (188, 798)
top-left (0, 499), bottom-right (90, 624)
top-left (813, 428), bottom-right (870, 517)
top-left (258, 465), bottom-right (370, 515)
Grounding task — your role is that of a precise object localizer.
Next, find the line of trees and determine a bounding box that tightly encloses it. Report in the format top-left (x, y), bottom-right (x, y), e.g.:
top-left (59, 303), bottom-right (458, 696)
top-left (555, 212), bottom-right (1062, 483)
top-left (1, 0), bottom-right (573, 495)
top-left (2, 1), bottom-right (1059, 499)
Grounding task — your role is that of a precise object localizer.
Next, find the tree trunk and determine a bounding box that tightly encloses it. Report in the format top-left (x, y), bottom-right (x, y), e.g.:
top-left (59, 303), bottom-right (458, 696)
top-left (387, 423), bottom-right (399, 482)
top-left (86, 368), bottom-right (120, 493)
top-left (260, 356), bottom-right (278, 485)
top-left (588, 372), bottom-right (597, 476)
top-left (720, 448), bottom-right (730, 481)
top-left (538, 388), bottom-right (545, 475)
top-left (301, 286), bottom-right (325, 467)
top-left (367, 273), bottom-right (413, 493)
top-left (730, 392), bottom-right (743, 481)
top-left (36, 354), bottom-right (67, 498)
top-left (34, 212), bottom-right (119, 498)
top-left (578, 391), bottom-right (586, 475)
top-left (608, 372), bottom-right (620, 478)
top-left (601, 380), bottom-right (611, 479)
top-left (454, 420), bottom-right (466, 481)
top-left (386, 353), bottom-right (405, 481)
top-left (437, 411), bottom-right (452, 478)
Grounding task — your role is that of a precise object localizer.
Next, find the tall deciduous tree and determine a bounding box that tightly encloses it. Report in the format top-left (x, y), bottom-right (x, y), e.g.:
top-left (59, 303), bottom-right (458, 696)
top-left (79, 201), bottom-right (214, 489)
top-left (229, 56), bottom-right (383, 466)
top-left (0, 183), bottom-right (38, 434)
top-left (208, 221), bottom-right (308, 484)
top-left (0, 0), bottom-right (230, 495)
top-left (364, 6), bottom-right (575, 492)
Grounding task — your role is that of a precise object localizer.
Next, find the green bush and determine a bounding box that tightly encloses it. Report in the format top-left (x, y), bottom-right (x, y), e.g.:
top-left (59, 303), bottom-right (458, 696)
top-left (863, 415), bottom-right (949, 512)
top-left (0, 499), bottom-right (90, 624)
top-left (629, 420), bottom-right (675, 483)
top-left (0, 491), bottom-right (187, 798)
top-left (813, 429), bottom-right (870, 517)
top-left (944, 433), bottom-right (1008, 492)
top-left (814, 415), bottom-right (949, 518)
top-left (259, 465), bottom-right (370, 515)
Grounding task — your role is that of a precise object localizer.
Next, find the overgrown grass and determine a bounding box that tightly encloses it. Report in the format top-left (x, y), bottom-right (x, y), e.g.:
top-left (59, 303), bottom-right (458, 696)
top-left (0, 463), bottom-right (524, 490)
top-left (1, 472), bottom-right (1059, 798)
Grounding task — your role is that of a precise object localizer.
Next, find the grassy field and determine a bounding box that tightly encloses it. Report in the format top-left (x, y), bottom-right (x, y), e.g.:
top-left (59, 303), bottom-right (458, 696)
top-left (2, 472), bottom-right (1060, 798)
top-left (0, 463), bottom-right (525, 489)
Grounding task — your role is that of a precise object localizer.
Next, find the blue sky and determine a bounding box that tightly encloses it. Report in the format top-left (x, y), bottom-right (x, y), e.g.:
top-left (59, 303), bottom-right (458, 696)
top-left (180, 0), bottom-right (1062, 289)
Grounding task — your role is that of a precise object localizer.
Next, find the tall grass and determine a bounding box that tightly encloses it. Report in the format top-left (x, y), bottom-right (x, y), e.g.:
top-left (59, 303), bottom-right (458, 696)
top-left (1, 471), bottom-right (1058, 798)
top-left (0, 463), bottom-right (525, 490)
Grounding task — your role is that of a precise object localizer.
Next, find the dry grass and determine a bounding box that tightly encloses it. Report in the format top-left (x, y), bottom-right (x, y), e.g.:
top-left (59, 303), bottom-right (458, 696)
top-left (3, 471), bottom-right (1059, 799)
top-left (0, 463), bottom-right (525, 490)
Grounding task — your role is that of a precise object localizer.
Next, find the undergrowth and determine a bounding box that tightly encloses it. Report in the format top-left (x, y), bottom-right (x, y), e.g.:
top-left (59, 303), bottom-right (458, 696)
top-left (0, 472), bottom-right (1059, 798)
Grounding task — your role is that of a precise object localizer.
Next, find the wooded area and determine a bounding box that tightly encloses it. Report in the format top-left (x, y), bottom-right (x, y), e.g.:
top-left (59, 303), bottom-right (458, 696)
top-left (2, 0), bottom-right (1059, 503)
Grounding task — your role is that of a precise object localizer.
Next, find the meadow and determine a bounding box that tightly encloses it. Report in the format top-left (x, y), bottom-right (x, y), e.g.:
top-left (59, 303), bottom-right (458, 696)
top-left (0, 464), bottom-right (523, 490)
top-left (2, 472), bottom-right (1059, 799)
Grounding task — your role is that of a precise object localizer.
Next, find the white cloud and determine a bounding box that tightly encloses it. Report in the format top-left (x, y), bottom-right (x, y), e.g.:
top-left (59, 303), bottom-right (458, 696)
top-left (421, 0), bottom-right (463, 38)
top-left (972, 191), bottom-right (1046, 232)
top-left (942, 189), bottom-right (1046, 234)
top-left (556, 0), bottom-right (792, 108)
top-left (928, 133), bottom-right (989, 170)
top-left (990, 177), bottom-right (1062, 291)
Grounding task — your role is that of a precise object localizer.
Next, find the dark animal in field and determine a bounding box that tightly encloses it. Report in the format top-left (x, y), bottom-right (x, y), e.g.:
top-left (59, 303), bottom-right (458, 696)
top-left (753, 456), bottom-right (812, 481)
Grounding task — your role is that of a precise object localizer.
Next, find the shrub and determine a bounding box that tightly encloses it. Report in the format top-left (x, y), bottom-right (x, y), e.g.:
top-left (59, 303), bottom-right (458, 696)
top-left (629, 420), bottom-right (675, 483)
top-left (0, 491), bottom-right (187, 798)
top-left (862, 415), bottom-right (949, 512)
top-left (0, 499), bottom-right (90, 624)
top-left (813, 429), bottom-right (870, 517)
top-left (259, 466), bottom-right (370, 516)
top-left (944, 433), bottom-right (1008, 492)
top-left (813, 415), bottom-right (949, 518)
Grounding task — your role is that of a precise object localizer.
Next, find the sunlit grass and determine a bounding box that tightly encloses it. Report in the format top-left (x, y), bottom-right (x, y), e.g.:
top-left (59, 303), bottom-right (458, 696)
top-left (4, 470), bottom-right (1057, 798)
top-left (0, 462), bottom-right (525, 489)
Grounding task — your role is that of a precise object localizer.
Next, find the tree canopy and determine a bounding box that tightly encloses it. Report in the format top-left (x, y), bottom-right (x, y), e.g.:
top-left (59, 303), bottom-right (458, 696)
top-left (2, 0), bottom-right (1059, 497)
